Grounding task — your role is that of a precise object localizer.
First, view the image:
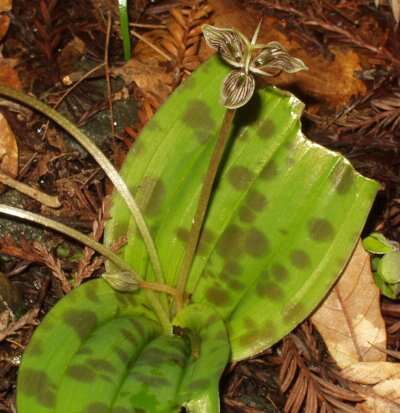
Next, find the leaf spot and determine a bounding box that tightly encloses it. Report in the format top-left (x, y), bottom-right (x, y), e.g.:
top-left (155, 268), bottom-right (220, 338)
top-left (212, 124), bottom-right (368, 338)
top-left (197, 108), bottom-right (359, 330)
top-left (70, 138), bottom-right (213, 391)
top-left (309, 218), bottom-right (335, 242)
top-left (205, 285), bottom-right (231, 307)
top-left (227, 166), bottom-right (255, 190)
top-left (290, 249), bottom-right (311, 269)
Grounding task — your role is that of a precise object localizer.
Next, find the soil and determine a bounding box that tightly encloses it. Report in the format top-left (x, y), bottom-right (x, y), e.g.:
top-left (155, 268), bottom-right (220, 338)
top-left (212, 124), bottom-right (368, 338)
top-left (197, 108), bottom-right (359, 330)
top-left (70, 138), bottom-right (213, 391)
top-left (0, 1), bottom-right (400, 412)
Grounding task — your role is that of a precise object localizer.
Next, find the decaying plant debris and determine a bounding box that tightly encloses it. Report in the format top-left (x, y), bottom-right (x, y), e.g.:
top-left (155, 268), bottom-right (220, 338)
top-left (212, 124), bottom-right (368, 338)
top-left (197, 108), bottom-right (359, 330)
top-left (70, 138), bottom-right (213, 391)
top-left (0, 0), bottom-right (400, 412)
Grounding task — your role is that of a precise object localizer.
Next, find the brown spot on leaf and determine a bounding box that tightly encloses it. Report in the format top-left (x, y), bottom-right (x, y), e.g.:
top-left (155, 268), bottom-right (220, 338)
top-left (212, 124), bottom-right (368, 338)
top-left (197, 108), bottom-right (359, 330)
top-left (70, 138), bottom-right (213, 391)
top-left (223, 260), bottom-right (242, 275)
top-left (144, 178), bottom-right (165, 217)
top-left (246, 190), bottom-right (267, 212)
top-left (227, 166), bottom-right (255, 190)
top-left (198, 228), bottom-right (215, 256)
top-left (85, 286), bottom-right (99, 303)
top-left (19, 369), bottom-right (56, 407)
top-left (256, 280), bottom-right (283, 299)
top-left (63, 310), bottom-right (97, 341)
top-left (182, 100), bottom-right (215, 143)
top-left (258, 119), bottom-right (275, 139)
top-left (309, 218), bottom-right (335, 242)
top-left (189, 378), bottom-right (210, 390)
top-left (216, 225), bottom-right (245, 258)
top-left (245, 229), bottom-right (268, 257)
top-left (176, 227), bottom-right (189, 242)
top-left (271, 264), bottom-right (289, 281)
top-left (227, 278), bottom-right (244, 291)
top-left (66, 365), bottom-right (96, 382)
top-left (86, 402), bottom-right (109, 413)
top-left (238, 331), bottom-right (258, 346)
top-left (260, 160), bottom-right (278, 180)
top-left (239, 206), bottom-right (256, 223)
top-left (86, 359), bottom-right (116, 374)
top-left (283, 303), bottom-right (306, 322)
top-left (205, 285), bottom-right (231, 307)
top-left (290, 250), bottom-right (311, 269)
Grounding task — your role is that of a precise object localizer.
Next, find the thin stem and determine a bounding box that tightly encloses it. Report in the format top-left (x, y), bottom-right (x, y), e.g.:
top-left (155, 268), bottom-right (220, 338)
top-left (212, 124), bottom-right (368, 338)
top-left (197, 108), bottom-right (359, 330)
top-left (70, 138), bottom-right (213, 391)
top-left (139, 281), bottom-right (178, 299)
top-left (105, 12), bottom-right (116, 139)
top-left (0, 86), bottom-right (165, 288)
top-left (0, 204), bottom-right (171, 331)
top-left (0, 171), bottom-right (61, 208)
top-left (41, 63), bottom-right (105, 141)
top-left (130, 29), bottom-right (172, 61)
top-left (118, 0), bottom-right (132, 60)
top-left (176, 109), bottom-right (236, 311)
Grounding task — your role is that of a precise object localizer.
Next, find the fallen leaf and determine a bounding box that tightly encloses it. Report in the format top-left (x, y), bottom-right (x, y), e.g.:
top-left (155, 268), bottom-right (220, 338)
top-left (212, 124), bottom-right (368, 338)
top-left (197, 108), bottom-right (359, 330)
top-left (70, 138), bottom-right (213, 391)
top-left (0, 113), bottom-right (18, 193)
top-left (0, 272), bottom-right (21, 313)
top-left (312, 242), bottom-right (400, 412)
top-left (208, 0), bottom-right (367, 106)
top-left (0, 0), bottom-right (11, 12)
top-left (0, 14), bottom-right (9, 42)
top-left (57, 36), bottom-right (87, 78)
top-left (0, 58), bottom-right (22, 90)
top-left (112, 59), bottom-right (175, 103)
top-left (342, 362), bottom-right (400, 385)
top-left (312, 242), bottom-right (386, 369)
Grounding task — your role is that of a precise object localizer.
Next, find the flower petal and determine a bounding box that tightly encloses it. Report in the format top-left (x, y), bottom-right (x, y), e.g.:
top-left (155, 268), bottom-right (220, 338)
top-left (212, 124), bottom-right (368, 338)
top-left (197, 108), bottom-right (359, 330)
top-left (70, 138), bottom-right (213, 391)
top-left (222, 70), bottom-right (255, 109)
top-left (202, 24), bottom-right (249, 69)
top-left (250, 41), bottom-right (308, 76)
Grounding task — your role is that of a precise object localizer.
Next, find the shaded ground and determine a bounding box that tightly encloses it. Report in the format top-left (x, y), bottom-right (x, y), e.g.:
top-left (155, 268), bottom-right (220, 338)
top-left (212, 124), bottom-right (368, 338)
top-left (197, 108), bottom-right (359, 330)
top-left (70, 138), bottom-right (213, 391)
top-left (0, 0), bottom-right (400, 412)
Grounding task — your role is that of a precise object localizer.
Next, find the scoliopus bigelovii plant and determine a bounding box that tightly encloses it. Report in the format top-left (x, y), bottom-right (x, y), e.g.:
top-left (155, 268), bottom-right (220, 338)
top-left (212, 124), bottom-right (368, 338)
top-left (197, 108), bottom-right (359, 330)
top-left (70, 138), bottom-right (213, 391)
top-left (0, 23), bottom-right (379, 413)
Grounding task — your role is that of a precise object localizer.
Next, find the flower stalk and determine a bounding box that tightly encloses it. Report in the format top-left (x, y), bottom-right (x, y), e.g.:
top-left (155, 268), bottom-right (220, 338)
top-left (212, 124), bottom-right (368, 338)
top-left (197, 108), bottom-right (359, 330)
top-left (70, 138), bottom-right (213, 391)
top-left (176, 22), bottom-right (308, 310)
top-left (176, 109), bottom-right (236, 311)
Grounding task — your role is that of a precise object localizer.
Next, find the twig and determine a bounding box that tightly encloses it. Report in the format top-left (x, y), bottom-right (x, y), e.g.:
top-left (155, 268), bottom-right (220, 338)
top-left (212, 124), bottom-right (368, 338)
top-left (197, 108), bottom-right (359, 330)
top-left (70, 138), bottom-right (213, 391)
top-left (0, 308), bottom-right (39, 342)
top-left (0, 170), bottom-right (61, 208)
top-left (105, 12), bottom-right (116, 139)
top-left (131, 28), bottom-right (172, 61)
top-left (41, 63), bottom-right (105, 141)
top-left (33, 241), bottom-right (71, 293)
top-left (130, 22), bottom-right (166, 29)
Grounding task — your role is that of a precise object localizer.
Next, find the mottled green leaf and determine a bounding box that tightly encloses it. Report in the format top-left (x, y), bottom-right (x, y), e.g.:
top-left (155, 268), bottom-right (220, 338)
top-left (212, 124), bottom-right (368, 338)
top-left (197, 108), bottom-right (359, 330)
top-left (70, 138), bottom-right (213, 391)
top-left (105, 56), bottom-right (379, 360)
top-left (17, 280), bottom-right (229, 413)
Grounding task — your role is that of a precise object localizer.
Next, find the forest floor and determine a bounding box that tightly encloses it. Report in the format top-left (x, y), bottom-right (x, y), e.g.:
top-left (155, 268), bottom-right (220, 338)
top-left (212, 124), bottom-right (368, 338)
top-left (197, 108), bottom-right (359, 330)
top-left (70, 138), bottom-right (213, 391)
top-left (0, 1), bottom-right (400, 412)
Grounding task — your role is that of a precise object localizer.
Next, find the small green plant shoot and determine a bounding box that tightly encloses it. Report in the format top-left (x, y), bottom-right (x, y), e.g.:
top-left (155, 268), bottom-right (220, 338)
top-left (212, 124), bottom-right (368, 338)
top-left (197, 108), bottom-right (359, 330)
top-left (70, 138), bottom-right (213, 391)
top-left (363, 232), bottom-right (400, 299)
top-left (119, 0), bottom-right (132, 61)
top-left (0, 24), bottom-right (379, 413)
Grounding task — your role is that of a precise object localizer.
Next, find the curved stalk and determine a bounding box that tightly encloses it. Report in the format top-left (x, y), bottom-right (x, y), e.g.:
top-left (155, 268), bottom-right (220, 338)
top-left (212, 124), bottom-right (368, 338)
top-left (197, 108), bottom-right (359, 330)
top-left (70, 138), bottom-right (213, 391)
top-left (0, 204), bottom-right (171, 332)
top-left (0, 86), bottom-right (165, 288)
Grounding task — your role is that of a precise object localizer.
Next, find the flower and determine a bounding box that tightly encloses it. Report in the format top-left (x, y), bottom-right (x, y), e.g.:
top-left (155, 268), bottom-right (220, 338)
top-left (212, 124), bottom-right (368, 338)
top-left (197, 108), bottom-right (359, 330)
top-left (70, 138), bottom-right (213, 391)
top-left (202, 22), bottom-right (308, 109)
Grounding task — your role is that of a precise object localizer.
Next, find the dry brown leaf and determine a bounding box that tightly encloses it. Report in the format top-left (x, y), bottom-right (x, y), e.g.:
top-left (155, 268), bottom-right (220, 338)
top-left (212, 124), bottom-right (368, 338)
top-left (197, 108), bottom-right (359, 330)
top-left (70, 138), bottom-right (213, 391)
top-left (0, 58), bottom-right (22, 90)
top-left (208, 0), bottom-right (367, 106)
top-left (0, 0), bottom-right (11, 12)
top-left (112, 59), bottom-right (175, 103)
top-left (57, 36), bottom-right (87, 78)
top-left (0, 113), bottom-right (18, 193)
top-left (0, 14), bottom-right (9, 42)
top-left (343, 362), bottom-right (400, 411)
top-left (312, 242), bottom-right (400, 412)
top-left (312, 242), bottom-right (386, 369)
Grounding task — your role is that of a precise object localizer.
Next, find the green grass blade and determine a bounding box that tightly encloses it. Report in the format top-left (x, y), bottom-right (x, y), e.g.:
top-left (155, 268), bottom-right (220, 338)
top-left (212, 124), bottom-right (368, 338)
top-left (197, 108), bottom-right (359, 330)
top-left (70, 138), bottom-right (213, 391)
top-left (119, 0), bottom-right (131, 60)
